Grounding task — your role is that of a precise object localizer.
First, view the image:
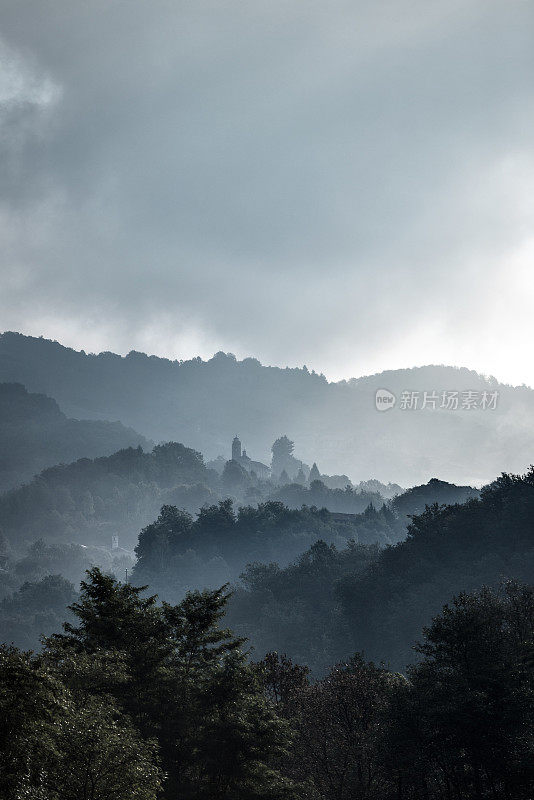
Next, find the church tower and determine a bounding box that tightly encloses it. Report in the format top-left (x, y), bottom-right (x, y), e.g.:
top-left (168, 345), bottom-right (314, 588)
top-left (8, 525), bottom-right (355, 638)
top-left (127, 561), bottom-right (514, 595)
top-left (232, 435), bottom-right (242, 461)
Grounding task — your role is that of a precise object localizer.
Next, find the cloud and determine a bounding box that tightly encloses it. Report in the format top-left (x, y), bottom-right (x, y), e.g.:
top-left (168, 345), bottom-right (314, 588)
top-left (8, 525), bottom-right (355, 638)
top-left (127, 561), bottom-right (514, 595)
top-left (0, 0), bottom-right (533, 384)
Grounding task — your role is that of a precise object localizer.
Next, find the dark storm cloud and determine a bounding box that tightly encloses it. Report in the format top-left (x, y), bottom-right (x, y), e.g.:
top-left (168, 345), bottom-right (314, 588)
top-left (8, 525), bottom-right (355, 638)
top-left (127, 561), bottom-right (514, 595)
top-left (0, 1), bottom-right (533, 381)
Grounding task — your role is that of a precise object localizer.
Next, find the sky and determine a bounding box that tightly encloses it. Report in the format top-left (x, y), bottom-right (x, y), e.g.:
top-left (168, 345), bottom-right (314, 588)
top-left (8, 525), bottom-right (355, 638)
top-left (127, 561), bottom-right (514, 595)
top-left (0, 0), bottom-right (533, 384)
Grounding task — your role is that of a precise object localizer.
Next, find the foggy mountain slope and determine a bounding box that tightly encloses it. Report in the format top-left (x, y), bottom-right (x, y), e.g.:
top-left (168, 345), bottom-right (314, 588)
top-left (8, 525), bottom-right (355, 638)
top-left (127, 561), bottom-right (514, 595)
top-left (0, 432), bottom-right (476, 559)
top-left (226, 468), bottom-right (534, 674)
top-left (0, 382), bottom-right (150, 493)
top-left (0, 441), bottom-right (213, 552)
top-left (390, 477), bottom-right (479, 526)
top-left (336, 468), bottom-right (534, 671)
top-left (1, 331), bottom-right (534, 486)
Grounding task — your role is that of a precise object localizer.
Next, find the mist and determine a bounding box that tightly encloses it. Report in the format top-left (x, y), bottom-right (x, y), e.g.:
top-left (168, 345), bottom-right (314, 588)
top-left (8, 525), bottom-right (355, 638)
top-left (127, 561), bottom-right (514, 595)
top-left (0, 0), bottom-right (533, 383)
top-left (1, 5), bottom-right (534, 798)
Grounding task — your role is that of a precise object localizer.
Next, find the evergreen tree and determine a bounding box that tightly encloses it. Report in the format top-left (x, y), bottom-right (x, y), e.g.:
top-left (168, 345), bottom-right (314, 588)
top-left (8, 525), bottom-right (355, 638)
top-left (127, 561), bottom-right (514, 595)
top-left (135, 504), bottom-right (194, 578)
top-left (50, 567), bottom-right (300, 799)
top-left (295, 469), bottom-right (306, 485)
top-left (308, 463), bottom-right (321, 483)
top-left (0, 644), bottom-right (161, 800)
top-left (271, 436), bottom-right (295, 478)
top-left (52, 567), bottom-right (170, 738)
top-left (387, 583), bottom-right (534, 799)
top-left (279, 469), bottom-right (290, 485)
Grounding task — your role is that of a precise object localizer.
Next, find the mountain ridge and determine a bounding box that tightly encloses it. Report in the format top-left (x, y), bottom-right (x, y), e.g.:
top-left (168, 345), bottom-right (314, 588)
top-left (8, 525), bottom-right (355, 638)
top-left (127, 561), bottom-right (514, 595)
top-left (2, 331), bottom-right (534, 486)
top-left (0, 381), bottom-right (151, 493)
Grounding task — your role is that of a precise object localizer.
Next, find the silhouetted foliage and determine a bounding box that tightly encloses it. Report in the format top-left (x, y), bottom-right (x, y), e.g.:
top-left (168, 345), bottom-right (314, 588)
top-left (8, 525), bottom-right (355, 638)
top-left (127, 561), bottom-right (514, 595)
top-left (0, 441), bottom-right (214, 550)
top-left (0, 381), bottom-right (149, 493)
top-left (0, 573), bottom-right (76, 650)
top-left (228, 539), bottom-right (381, 675)
top-left (2, 333), bottom-right (533, 486)
top-left (134, 500), bottom-right (390, 605)
top-left (1, 571), bottom-right (533, 799)
top-left (49, 567), bottom-right (299, 799)
top-left (337, 468), bottom-right (534, 669)
top-left (0, 643), bottom-right (161, 800)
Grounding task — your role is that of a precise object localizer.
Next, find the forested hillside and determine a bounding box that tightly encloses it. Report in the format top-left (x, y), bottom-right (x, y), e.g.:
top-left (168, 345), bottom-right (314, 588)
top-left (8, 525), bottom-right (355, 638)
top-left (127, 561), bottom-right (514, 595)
top-left (132, 501), bottom-right (390, 602)
top-left (0, 382), bottom-right (150, 492)
top-left (0, 442), bottom-right (214, 552)
top-left (0, 441), bottom-right (384, 554)
top-left (1, 467), bottom-right (533, 795)
top-left (217, 469), bottom-right (533, 672)
top-left (0, 425), bottom-right (476, 568)
top-left (0, 425), bottom-right (481, 654)
top-left (2, 332), bottom-right (534, 485)
top-left (337, 468), bottom-right (534, 670)
top-left (2, 571), bottom-right (532, 800)
top-left (389, 477), bottom-right (478, 525)
top-left (227, 539), bottom-right (381, 676)
top-left (2, 1), bottom-right (532, 795)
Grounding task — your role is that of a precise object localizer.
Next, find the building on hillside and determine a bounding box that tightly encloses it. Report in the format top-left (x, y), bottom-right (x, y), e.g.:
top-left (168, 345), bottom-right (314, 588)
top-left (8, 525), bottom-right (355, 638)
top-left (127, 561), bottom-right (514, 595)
top-left (231, 436), bottom-right (270, 479)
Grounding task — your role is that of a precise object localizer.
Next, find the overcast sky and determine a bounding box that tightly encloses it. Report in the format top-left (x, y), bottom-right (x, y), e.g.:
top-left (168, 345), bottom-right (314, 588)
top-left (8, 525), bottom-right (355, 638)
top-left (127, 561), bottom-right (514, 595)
top-left (0, 1), bottom-right (533, 383)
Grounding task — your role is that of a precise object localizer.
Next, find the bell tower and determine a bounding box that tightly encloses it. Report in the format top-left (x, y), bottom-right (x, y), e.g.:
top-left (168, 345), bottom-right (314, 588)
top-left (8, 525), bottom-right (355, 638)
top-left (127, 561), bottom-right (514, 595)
top-left (232, 435), bottom-right (242, 461)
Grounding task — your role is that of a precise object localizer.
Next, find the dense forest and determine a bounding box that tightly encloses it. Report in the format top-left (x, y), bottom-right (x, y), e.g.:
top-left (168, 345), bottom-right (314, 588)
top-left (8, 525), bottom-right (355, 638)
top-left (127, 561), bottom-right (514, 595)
top-left (0, 464), bottom-right (479, 654)
top-left (0, 382), bottom-right (149, 493)
top-left (132, 501), bottom-right (392, 598)
top-left (1, 0), bottom-right (532, 794)
top-left (0, 442), bottom-right (214, 552)
top-left (337, 468), bottom-right (534, 669)
top-left (0, 425), bottom-right (476, 554)
top-left (0, 409), bottom-right (532, 797)
top-left (2, 332), bottom-right (534, 485)
top-left (2, 568), bottom-right (532, 799)
top-left (0, 500), bottom-right (390, 652)
top-left (224, 469), bottom-right (534, 672)
top-left (0, 342), bottom-right (531, 799)
top-left (0, 440), bottom-right (389, 554)
top-left (227, 539), bottom-right (381, 676)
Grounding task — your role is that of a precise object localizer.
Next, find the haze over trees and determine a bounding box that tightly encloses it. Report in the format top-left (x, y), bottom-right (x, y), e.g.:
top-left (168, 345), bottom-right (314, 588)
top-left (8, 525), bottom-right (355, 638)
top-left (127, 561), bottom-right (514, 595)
top-left (0, 382), bottom-right (150, 493)
top-left (0, 334), bottom-right (532, 797)
top-left (3, 332), bottom-right (534, 485)
top-left (337, 468), bottom-right (534, 670)
top-left (210, 469), bottom-right (530, 672)
top-left (0, 442), bottom-right (214, 553)
top-left (0, 438), bottom-right (388, 550)
top-left (0, 406), bottom-right (482, 655)
top-left (0, 0), bottom-right (532, 791)
top-left (132, 500), bottom-right (391, 603)
top-left (0, 374), bottom-right (531, 799)
top-left (1, 569), bottom-right (532, 799)
top-left (0, 433), bottom-right (479, 652)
